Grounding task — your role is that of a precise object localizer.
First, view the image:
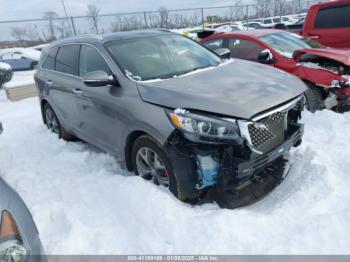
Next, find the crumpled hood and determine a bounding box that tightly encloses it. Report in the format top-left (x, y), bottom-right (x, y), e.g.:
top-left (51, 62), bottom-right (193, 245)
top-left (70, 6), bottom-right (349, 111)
top-left (137, 60), bottom-right (306, 119)
top-left (294, 48), bottom-right (350, 66)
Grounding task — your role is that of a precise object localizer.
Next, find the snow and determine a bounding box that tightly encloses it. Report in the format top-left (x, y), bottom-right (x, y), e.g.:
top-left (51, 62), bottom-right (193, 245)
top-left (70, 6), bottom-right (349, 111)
top-left (0, 98), bottom-right (350, 255)
top-left (0, 47), bottom-right (41, 61)
top-left (0, 62), bottom-right (11, 71)
top-left (297, 62), bottom-right (324, 70)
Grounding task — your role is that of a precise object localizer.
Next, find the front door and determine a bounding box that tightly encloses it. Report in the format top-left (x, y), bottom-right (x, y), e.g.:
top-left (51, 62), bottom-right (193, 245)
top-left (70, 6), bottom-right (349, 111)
top-left (74, 44), bottom-right (122, 154)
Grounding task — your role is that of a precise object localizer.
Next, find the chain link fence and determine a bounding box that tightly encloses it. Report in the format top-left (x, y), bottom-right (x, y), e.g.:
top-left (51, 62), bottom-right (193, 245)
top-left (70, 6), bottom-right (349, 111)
top-left (0, 0), bottom-right (325, 47)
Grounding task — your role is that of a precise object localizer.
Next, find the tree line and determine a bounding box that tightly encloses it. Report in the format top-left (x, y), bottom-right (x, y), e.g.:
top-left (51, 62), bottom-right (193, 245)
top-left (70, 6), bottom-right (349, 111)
top-left (10, 0), bottom-right (303, 42)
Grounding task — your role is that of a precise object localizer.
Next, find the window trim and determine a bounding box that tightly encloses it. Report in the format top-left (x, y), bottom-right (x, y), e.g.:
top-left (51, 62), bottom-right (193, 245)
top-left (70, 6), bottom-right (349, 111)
top-left (78, 44), bottom-right (113, 77)
top-left (40, 43), bottom-right (116, 81)
top-left (54, 44), bottom-right (80, 76)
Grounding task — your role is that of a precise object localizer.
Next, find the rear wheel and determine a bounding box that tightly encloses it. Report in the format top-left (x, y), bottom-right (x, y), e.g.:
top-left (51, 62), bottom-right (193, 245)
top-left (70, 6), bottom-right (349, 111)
top-left (132, 135), bottom-right (179, 198)
top-left (304, 84), bottom-right (324, 112)
top-left (44, 103), bottom-right (75, 141)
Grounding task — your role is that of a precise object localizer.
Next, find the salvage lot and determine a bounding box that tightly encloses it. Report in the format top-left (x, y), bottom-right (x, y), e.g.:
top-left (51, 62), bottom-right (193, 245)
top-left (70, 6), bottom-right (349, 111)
top-left (0, 96), bottom-right (350, 254)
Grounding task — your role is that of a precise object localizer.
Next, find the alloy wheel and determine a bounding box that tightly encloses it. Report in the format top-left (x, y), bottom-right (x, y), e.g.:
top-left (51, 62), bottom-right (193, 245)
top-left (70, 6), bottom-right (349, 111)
top-left (136, 147), bottom-right (169, 187)
top-left (45, 107), bottom-right (59, 134)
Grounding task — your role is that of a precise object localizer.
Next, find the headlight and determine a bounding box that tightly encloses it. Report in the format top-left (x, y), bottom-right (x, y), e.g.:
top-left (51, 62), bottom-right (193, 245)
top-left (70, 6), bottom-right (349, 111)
top-left (0, 211), bottom-right (27, 262)
top-left (168, 109), bottom-right (242, 144)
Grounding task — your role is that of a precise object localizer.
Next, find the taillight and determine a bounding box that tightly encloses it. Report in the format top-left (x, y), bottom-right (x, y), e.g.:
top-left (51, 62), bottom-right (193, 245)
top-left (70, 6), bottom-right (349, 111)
top-left (0, 211), bottom-right (27, 262)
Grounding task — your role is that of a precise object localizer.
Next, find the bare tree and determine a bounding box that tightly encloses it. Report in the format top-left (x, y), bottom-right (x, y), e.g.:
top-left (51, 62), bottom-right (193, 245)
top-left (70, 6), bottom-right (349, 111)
top-left (11, 27), bottom-right (27, 41)
top-left (86, 4), bottom-right (101, 34)
top-left (255, 0), bottom-right (273, 18)
top-left (227, 0), bottom-right (244, 21)
top-left (158, 6), bottom-right (170, 28)
top-left (274, 0), bottom-right (289, 16)
top-left (56, 19), bottom-right (70, 39)
top-left (43, 11), bottom-right (59, 40)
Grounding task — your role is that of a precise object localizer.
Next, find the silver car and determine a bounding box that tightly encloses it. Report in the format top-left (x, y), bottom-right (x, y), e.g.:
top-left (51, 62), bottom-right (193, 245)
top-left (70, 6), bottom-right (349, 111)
top-left (0, 123), bottom-right (46, 262)
top-left (35, 30), bottom-right (306, 208)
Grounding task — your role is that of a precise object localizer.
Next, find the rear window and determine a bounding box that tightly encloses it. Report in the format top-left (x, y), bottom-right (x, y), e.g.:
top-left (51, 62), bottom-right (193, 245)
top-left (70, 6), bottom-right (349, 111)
top-left (55, 45), bottom-right (80, 76)
top-left (228, 38), bottom-right (264, 61)
top-left (42, 47), bottom-right (58, 70)
top-left (315, 5), bottom-right (350, 29)
top-left (203, 39), bottom-right (224, 51)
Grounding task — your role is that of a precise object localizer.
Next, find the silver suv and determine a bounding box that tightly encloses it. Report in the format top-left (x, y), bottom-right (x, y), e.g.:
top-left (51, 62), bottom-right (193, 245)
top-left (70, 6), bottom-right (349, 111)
top-left (35, 30), bottom-right (306, 208)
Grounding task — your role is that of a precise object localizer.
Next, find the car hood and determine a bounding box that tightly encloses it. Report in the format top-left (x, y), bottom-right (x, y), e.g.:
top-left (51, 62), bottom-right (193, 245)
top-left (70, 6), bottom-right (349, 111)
top-left (294, 48), bottom-right (350, 66)
top-left (137, 60), bottom-right (306, 120)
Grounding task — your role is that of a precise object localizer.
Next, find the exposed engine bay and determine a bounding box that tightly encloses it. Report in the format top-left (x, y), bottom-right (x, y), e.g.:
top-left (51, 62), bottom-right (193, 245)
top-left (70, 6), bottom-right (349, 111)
top-left (166, 98), bottom-right (304, 208)
top-left (297, 53), bottom-right (350, 111)
top-left (298, 53), bottom-right (350, 82)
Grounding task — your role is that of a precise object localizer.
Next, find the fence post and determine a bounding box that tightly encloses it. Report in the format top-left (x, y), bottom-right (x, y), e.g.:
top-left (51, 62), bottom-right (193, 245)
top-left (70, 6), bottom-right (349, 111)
top-left (245, 5), bottom-right (249, 30)
top-left (144, 12), bottom-right (148, 28)
top-left (201, 8), bottom-right (205, 28)
top-left (70, 17), bottom-right (77, 36)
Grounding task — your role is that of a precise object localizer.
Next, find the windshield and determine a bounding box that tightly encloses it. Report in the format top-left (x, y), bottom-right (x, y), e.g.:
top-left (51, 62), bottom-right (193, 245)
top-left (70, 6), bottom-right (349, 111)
top-left (259, 32), bottom-right (311, 58)
top-left (105, 34), bottom-right (222, 81)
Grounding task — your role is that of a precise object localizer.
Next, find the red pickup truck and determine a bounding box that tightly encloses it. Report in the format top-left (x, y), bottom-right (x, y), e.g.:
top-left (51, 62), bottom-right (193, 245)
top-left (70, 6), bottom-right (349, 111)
top-left (302, 0), bottom-right (350, 48)
top-left (279, 0), bottom-right (350, 48)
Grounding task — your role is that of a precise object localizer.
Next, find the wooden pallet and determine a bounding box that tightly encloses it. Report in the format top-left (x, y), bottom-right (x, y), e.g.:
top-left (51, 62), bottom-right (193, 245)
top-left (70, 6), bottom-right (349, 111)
top-left (4, 83), bottom-right (37, 102)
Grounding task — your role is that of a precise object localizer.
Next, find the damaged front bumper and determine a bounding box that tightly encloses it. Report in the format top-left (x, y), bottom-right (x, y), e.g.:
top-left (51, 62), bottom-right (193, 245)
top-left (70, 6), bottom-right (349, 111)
top-left (166, 122), bottom-right (304, 208)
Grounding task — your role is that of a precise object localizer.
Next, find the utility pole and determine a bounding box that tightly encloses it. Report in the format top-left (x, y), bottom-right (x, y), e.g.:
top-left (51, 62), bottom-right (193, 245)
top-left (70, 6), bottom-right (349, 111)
top-left (60, 0), bottom-right (74, 35)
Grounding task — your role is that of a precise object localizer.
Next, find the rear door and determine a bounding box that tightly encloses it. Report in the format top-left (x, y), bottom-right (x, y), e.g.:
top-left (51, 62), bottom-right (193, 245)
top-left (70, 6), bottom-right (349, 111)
top-left (305, 4), bottom-right (350, 48)
top-left (49, 45), bottom-right (81, 132)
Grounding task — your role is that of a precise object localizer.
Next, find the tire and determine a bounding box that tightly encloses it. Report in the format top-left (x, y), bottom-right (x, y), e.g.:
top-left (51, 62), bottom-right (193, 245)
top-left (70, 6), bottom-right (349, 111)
top-left (131, 135), bottom-right (179, 199)
top-left (43, 103), bottom-right (75, 141)
top-left (31, 62), bottom-right (38, 70)
top-left (304, 84), bottom-right (324, 113)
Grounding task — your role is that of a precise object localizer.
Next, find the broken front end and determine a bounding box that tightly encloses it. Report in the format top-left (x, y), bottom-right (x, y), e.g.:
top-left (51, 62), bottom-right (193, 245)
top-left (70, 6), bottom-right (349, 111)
top-left (295, 52), bottom-right (350, 112)
top-left (165, 97), bottom-right (304, 209)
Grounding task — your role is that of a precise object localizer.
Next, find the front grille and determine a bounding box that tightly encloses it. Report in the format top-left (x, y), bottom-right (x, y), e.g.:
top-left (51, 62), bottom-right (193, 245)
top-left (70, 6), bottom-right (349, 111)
top-left (248, 112), bottom-right (287, 154)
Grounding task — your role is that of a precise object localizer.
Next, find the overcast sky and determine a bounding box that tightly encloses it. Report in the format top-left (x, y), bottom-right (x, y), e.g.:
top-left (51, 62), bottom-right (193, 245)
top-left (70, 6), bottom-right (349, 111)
top-left (2, 0), bottom-right (252, 20)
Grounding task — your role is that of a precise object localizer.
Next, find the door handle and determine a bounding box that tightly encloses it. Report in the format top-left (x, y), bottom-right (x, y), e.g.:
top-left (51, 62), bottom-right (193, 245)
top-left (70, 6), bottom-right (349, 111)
top-left (72, 88), bottom-right (83, 95)
top-left (45, 80), bottom-right (53, 87)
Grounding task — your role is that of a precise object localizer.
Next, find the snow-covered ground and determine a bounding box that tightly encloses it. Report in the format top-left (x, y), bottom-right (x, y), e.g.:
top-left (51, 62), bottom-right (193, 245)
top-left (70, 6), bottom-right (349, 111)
top-left (0, 98), bottom-right (350, 255)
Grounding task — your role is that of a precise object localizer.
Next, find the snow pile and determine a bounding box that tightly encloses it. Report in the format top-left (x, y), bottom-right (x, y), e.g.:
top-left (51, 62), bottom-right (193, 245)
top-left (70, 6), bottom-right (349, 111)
top-left (0, 62), bottom-right (11, 71)
top-left (0, 47), bottom-right (41, 61)
top-left (0, 98), bottom-right (350, 255)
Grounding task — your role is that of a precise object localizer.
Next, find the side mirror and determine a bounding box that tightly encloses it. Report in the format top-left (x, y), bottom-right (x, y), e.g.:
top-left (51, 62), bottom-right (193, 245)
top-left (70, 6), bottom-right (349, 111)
top-left (82, 70), bottom-right (118, 87)
top-left (258, 50), bottom-right (276, 64)
top-left (214, 48), bottom-right (231, 59)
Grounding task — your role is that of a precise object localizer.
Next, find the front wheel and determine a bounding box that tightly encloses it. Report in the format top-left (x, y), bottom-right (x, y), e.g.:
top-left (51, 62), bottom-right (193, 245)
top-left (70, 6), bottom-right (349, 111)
top-left (132, 135), bottom-right (179, 198)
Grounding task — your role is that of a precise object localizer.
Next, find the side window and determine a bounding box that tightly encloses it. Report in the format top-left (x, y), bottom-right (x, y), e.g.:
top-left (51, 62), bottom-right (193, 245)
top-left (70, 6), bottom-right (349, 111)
top-left (315, 5), bottom-right (350, 29)
top-left (228, 38), bottom-right (264, 61)
top-left (203, 39), bottom-right (224, 51)
top-left (55, 45), bottom-right (80, 76)
top-left (42, 47), bottom-right (58, 70)
top-left (79, 45), bottom-right (111, 76)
